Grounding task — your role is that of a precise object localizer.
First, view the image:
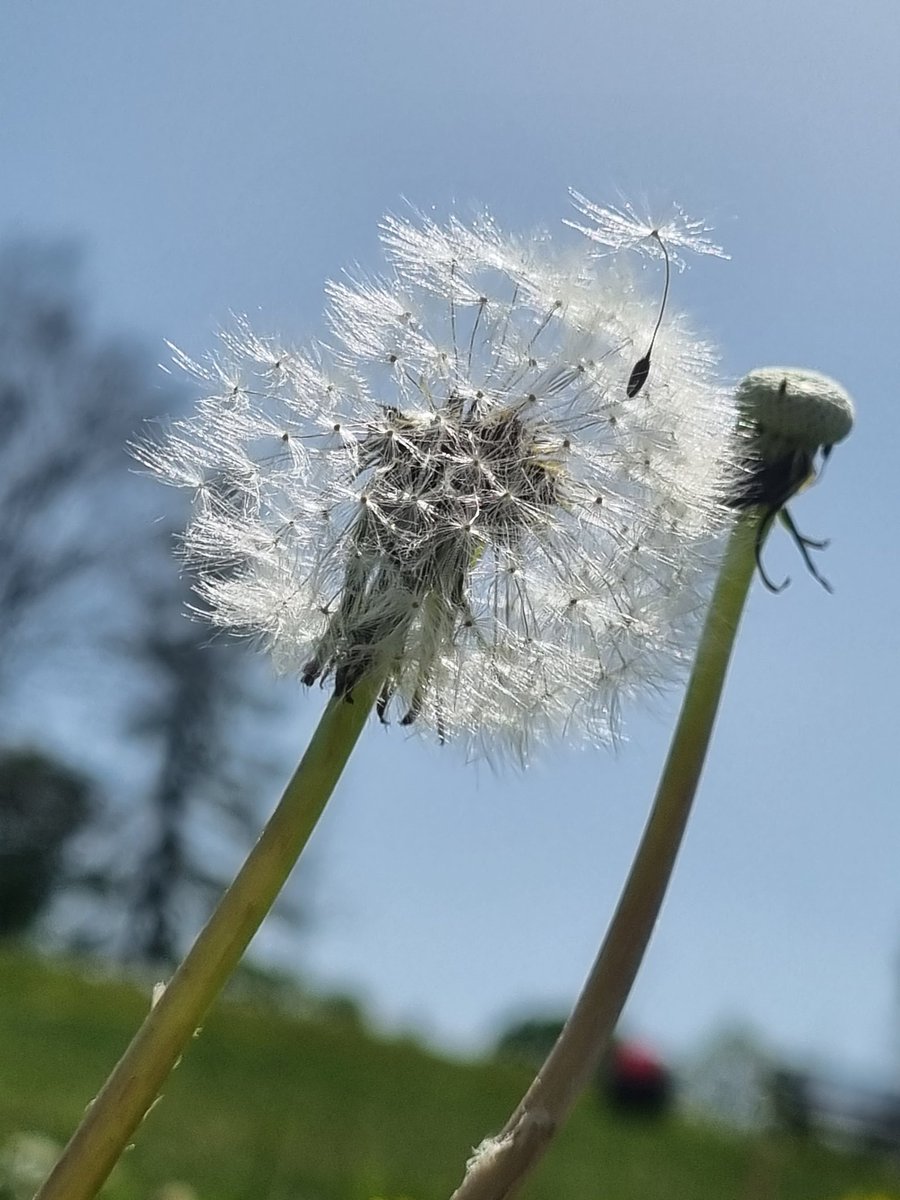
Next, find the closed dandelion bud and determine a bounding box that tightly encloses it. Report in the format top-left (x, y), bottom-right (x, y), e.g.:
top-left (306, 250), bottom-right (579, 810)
top-left (728, 366), bottom-right (855, 592)
top-left (140, 199), bottom-right (738, 759)
top-left (732, 366), bottom-right (854, 499)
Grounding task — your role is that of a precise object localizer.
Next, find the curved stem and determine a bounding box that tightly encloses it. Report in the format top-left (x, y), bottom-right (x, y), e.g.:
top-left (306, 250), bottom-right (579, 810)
top-left (36, 678), bottom-right (381, 1200)
top-left (450, 513), bottom-right (761, 1200)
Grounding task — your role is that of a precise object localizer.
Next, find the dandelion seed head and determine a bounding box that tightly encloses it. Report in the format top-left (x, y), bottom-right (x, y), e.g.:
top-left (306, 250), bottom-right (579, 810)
top-left (142, 199), bottom-right (737, 761)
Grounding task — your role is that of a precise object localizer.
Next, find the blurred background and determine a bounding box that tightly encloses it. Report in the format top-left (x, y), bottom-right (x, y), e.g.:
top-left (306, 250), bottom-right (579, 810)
top-left (1, 2), bottom-right (898, 1197)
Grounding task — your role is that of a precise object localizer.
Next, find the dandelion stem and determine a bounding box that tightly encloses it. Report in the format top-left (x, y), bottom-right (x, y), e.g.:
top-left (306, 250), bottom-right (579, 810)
top-left (450, 511), bottom-right (761, 1200)
top-left (35, 677), bottom-right (382, 1200)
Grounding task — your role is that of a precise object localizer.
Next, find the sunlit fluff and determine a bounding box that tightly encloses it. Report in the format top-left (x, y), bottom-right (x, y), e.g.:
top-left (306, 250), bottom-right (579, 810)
top-left (566, 190), bottom-right (729, 270)
top-left (141, 203), bottom-right (736, 760)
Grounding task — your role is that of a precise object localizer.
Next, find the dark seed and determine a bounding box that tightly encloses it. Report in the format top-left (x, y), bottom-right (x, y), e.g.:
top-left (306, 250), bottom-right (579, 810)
top-left (626, 354), bottom-right (651, 398)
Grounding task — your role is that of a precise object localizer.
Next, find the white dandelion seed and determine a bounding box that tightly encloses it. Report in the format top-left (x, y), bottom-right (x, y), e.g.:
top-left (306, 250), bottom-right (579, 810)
top-left (566, 189), bottom-right (729, 270)
top-left (139, 201), bottom-right (738, 760)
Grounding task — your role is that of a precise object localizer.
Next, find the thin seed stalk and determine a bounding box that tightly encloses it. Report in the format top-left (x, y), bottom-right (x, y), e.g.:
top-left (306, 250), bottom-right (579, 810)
top-left (450, 512), bottom-right (761, 1200)
top-left (35, 675), bottom-right (383, 1200)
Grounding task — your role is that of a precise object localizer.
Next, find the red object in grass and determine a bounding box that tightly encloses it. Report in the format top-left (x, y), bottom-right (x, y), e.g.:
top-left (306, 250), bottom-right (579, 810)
top-left (606, 1039), bottom-right (673, 1116)
top-left (614, 1040), bottom-right (667, 1083)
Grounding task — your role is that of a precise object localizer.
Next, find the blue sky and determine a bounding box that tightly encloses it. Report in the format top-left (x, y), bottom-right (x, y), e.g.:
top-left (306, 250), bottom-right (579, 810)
top-left (2, 0), bottom-right (899, 1081)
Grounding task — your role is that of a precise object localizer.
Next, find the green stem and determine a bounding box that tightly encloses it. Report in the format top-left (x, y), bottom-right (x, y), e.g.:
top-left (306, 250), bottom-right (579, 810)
top-left (36, 678), bottom-right (381, 1200)
top-left (450, 513), bottom-right (761, 1200)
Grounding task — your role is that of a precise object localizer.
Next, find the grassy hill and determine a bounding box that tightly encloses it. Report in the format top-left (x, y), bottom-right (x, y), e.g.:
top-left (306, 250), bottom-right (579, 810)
top-left (1, 946), bottom-right (897, 1200)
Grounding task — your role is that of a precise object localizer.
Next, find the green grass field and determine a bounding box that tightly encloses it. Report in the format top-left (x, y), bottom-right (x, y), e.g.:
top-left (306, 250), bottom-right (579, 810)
top-left (1, 946), bottom-right (897, 1200)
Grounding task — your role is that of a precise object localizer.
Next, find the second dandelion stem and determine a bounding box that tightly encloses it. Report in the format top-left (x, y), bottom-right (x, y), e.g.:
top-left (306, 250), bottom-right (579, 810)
top-left (450, 512), bottom-right (762, 1200)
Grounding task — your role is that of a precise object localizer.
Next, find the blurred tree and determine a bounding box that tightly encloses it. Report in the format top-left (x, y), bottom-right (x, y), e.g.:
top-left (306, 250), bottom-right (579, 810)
top-left (43, 541), bottom-right (302, 965)
top-left (769, 1065), bottom-right (812, 1136)
top-left (119, 569), bottom-right (285, 965)
top-left (0, 236), bottom-right (174, 691)
top-left (0, 235), bottom-right (301, 963)
top-left (494, 1016), bottom-right (565, 1069)
top-left (0, 748), bottom-right (93, 938)
top-left (681, 1024), bottom-right (774, 1131)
